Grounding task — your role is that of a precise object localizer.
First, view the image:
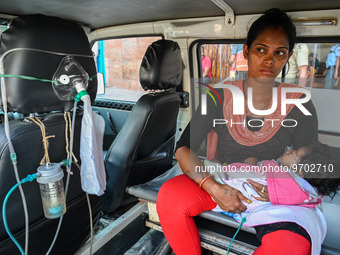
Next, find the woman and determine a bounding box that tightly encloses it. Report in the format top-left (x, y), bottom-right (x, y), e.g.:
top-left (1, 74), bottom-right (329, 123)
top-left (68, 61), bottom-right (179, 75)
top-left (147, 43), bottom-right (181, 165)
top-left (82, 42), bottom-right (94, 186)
top-left (157, 8), bottom-right (320, 255)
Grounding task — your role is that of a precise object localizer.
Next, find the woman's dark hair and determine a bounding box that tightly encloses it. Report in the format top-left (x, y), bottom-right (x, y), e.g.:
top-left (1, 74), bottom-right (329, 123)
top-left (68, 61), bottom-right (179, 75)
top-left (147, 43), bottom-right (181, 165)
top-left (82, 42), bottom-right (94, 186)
top-left (299, 141), bottom-right (340, 198)
top-left (246, 8), bottom-right (296, 52)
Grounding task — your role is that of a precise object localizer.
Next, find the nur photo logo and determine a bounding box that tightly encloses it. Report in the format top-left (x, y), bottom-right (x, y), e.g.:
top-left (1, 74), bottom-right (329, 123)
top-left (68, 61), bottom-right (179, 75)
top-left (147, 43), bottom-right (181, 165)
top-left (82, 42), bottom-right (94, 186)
top-left (200, 82), bottom-right (312, 117)
top-left (198, 82), bottom-right (223, 114)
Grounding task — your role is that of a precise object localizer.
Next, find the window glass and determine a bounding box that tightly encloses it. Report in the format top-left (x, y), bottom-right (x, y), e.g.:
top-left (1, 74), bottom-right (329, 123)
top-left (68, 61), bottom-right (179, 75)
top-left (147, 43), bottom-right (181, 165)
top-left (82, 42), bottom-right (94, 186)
top-left (304, 43), bottom-right (338, 89)
top-left (92, 36), bottom-right (162, 102)
top-left (199, 42), bottom-right (340, 89)
top-left (197, 42), bottom-right (340, 155)
top-left (200, 44), bottom-right (234, 85)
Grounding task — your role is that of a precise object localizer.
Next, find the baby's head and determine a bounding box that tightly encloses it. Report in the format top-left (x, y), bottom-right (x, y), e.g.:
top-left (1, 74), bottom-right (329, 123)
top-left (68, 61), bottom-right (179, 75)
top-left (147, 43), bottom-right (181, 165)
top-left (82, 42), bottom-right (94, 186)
top-left (278, 146), bottom-right (309, 168)
top-left (280, 142), bottom-right (340, 197)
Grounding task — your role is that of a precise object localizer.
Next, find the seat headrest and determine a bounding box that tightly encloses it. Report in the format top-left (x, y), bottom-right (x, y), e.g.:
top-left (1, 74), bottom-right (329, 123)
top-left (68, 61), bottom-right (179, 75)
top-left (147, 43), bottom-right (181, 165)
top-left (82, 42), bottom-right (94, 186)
top-left (0, 14), bottom-right (97, 114)
top-left (139, 39), bottom-right (182, 91)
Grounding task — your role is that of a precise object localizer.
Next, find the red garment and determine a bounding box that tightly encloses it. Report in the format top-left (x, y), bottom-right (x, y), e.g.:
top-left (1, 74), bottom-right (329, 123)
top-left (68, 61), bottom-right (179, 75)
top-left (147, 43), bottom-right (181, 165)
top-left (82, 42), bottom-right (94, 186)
top-left (157, 174), bottom-right (311, 255)
top-left (157, 175), bottom-right (216, 255)
top-left (223, 81), bottom-right (304, 146)
top-left (202, 55), bottom-right (212, 78)
top-left (253, 230), bottom-right (311, 255)
top-left (235, 49), bottom-right (248, 72)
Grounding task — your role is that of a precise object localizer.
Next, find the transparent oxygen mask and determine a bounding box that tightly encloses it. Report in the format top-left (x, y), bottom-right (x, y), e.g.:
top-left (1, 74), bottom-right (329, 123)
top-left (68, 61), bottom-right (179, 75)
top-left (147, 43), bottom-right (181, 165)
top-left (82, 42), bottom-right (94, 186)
top-left (52, 56), bottom-right (89, 101)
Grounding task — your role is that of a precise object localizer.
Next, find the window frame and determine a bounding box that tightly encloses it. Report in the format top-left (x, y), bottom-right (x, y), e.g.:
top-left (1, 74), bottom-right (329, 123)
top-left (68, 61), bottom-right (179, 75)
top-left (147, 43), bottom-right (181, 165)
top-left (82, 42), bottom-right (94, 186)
top-left (90, 34), bottom-right (164, 102)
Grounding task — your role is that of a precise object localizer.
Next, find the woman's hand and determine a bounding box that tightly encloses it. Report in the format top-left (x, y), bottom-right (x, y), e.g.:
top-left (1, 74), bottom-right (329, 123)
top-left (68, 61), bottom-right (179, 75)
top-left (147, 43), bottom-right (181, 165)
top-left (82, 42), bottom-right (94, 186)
top-left (247, 179), bottom-right (270, 202)
top-left (203, 179), bottom-right (250, 214)
top-left (175, 146), bottom-right (250, 213)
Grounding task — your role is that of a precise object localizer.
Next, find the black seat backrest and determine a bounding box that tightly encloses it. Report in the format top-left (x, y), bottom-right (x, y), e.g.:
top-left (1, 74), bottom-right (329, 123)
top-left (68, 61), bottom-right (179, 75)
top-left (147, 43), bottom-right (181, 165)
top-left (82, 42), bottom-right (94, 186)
top-left (102, 39), bottom-right (182, 214)
top-left (0, 14), bottom-right (101, 254)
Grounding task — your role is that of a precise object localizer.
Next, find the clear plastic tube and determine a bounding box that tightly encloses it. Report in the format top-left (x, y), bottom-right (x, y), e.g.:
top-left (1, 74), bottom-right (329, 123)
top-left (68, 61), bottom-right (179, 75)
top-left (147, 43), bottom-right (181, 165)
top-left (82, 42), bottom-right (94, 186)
top-left (0, 60), bottom-right (30, 255)
top-left (46, 100), bottom-right (77, 255)
top-left (0, 47), bottom-right (93, 63)
top-left (0, 48), bottom-right (92, 254)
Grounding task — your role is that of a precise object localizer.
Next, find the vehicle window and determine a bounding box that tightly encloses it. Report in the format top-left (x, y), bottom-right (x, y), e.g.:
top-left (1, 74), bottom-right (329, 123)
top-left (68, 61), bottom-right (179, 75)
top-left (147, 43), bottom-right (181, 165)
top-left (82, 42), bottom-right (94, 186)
top-left (92, 36), bottom-right (162, 102)
top-left (196, 42), bottom-right (340, 157)
top-left (200, 44), bottom-right (233, 85)
top-left (199, 42), bottom-right (340, 89)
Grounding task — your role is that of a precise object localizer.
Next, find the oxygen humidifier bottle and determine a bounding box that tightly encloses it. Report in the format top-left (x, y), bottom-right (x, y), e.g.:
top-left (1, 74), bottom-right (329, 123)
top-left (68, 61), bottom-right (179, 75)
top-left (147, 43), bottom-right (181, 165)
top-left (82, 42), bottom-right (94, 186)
top-left (36, 163), bottom-right (67, 219)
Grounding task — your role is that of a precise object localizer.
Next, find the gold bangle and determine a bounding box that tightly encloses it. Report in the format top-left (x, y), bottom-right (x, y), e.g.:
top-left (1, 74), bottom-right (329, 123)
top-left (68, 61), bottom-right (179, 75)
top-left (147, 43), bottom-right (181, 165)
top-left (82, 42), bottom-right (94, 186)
top-left (199, 174), bottom-right (214, 189)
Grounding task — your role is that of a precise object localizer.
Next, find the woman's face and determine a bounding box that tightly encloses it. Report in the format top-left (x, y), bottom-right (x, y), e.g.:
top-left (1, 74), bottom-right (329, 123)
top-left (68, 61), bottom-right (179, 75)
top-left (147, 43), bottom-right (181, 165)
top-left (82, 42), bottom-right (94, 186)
top-left (244, 27), bottom-right (293, 79)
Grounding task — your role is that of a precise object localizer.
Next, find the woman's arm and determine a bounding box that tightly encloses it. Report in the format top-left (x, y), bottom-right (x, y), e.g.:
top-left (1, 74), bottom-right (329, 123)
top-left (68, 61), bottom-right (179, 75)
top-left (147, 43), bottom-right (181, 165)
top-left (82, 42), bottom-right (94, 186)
top-left (203, 66), bottom-right (210, 78)
top-left (175, 146), bottom-right (250, 213)
top-left (175, 89), bottom-right (250, 213)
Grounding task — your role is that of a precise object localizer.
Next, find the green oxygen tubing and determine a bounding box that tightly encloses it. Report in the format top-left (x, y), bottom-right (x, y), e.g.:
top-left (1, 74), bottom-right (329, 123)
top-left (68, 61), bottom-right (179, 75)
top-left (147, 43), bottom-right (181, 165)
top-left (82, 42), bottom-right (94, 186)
top-left (221, 212), bottom-right (247, 255)
top-left (0, 47), bottom-right (95, 255)
top-left (2, 174), bottom-right (40, 255)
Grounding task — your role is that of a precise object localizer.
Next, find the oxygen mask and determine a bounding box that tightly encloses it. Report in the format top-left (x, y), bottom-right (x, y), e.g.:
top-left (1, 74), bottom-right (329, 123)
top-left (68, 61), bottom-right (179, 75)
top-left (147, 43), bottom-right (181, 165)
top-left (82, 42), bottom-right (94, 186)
top-left (52, 56), bottom-right (89, 101)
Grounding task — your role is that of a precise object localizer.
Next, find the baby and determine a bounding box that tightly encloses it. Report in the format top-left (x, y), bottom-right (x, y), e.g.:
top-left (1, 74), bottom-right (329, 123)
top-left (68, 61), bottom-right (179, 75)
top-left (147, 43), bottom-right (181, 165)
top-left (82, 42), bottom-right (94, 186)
top-left (206, 141), bottom-right (340, 213)
top-left (206, 142), bottom-right (340, 255)
top-left (244, 141), bottom-right (340, 199)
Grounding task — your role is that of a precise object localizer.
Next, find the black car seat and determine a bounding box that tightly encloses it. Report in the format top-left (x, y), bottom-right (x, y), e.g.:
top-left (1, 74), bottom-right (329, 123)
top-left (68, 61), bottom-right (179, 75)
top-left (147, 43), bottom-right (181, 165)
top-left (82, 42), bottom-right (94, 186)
top-left (102, 39), bottom-right (182, 215)
top-left (0, 14), bottom-right (102, 254)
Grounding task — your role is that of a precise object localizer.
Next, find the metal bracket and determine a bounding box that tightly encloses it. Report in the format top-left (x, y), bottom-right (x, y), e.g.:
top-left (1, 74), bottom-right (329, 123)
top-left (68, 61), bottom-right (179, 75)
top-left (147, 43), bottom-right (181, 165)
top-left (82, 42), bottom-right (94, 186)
top-left (211, 0), bottom-right (235, 27)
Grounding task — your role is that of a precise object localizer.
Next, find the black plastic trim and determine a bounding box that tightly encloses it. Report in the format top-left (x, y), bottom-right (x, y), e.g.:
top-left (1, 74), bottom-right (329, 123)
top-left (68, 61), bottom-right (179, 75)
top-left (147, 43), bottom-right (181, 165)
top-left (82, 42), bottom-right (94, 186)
top-left (93, 99), bottom-right (135, 111)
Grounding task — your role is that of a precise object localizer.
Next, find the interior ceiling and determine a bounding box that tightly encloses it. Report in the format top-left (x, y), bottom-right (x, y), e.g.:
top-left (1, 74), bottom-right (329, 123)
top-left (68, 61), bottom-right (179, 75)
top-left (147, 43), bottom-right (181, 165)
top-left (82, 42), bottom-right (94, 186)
top-left (0, 0), bottom-right (340, 30)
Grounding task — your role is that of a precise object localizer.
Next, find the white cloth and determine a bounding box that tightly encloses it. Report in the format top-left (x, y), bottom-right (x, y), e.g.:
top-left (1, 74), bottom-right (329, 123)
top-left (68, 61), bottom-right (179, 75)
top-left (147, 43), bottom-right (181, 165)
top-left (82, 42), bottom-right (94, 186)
top-left (206, 160), bottom-right (327, 255)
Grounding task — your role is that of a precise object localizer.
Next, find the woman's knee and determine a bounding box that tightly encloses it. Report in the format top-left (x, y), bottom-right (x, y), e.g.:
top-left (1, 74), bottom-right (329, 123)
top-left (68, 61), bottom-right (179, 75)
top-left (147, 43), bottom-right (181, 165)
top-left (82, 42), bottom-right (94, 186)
top-left (157, 174), bottom-right (216, 219)
top-left (157, 175), bottom-right (182, 215)
top-left (158, 175), bottom-right (184, 203)
top-left (157, 175), bottom-right (193, 214)
top-left (254, 230), bottom-right (311, 255)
